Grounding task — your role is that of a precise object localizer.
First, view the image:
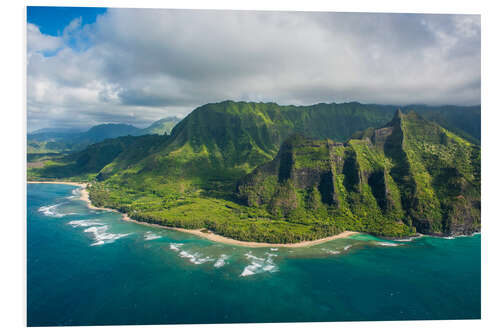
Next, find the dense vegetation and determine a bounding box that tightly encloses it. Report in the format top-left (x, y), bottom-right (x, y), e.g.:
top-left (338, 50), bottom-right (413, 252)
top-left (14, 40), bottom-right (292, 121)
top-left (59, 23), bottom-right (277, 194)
top-left (28, 101), bottom-right (481, 243)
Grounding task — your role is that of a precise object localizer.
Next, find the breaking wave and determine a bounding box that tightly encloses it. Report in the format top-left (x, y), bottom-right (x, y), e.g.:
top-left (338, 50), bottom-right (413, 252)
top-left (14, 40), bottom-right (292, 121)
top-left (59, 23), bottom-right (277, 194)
top-left (168, 243), bottom-right (217, 265)
top-left (178, 250), bottom-right (214, 265)
top-left (38, 203), bottom-right (73, 218)
top-left (83, 225), bottom-right (131, 246)
top-left (377, 242), bottom-right (400, 247)
top-left (67, 188), bottom-right (81, 199)
top-left (144, 231), bottom-right (162, 241)
top-left (68, 219), bottom-right (104, 228)
top-left (214, 254), bottom-right (229, 268)
top-left (169, 243), bottom-right (183, 252)
top-left (240, 252), bottom-right (278, 277)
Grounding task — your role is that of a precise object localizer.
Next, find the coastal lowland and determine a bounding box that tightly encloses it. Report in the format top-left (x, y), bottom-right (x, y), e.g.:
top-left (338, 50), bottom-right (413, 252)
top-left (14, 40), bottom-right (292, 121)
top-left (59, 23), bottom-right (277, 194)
top-left (27, 101), bottom-right (481, 244)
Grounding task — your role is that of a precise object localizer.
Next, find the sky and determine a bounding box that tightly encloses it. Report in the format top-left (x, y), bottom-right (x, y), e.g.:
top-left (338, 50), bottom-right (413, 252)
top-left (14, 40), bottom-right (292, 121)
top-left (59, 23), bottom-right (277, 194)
top-left (27, 7), bottom-right (481, 132)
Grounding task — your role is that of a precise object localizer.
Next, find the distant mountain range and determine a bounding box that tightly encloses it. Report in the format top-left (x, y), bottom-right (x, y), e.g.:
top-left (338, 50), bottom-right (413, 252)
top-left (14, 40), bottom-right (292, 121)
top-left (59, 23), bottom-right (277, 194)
top-left (28, 101), bottom-right (480, 243)
top-left (28, 116), bottom-right (182, 154)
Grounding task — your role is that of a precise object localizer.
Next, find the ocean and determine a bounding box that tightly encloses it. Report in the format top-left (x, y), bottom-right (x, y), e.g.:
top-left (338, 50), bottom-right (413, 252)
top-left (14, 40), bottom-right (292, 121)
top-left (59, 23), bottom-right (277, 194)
top-left (27, 183), bottom-right (481, 326)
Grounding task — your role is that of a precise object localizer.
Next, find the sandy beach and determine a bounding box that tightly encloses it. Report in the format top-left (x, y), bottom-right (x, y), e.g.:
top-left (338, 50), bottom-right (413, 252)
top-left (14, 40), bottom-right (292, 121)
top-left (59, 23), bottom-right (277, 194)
top-left (121, 211), bottom-right (358, 247)
top-left (28, 180), bottom-right (87, 187)
top-left (120, 207), bottom-right (358, 248)
top-left (28, 180), bottom-right (358, 248)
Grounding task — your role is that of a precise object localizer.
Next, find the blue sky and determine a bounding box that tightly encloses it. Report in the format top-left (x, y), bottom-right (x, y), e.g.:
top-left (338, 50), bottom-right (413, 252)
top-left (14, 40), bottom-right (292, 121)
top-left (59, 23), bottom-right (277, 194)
top-left (27, 6), bottom-right (107, 36)
top-left (26, 8), bottom-right (481, 132)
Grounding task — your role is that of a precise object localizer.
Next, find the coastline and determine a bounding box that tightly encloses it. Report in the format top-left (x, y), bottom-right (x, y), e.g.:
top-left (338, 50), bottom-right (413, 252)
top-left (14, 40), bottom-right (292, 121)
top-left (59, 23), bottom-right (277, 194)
top-left (122, 210), bottom-right (359, 248)
top-left (28, 180), bottom-right (87, 187)
top-left (28, 180), bottom-right (359, 248)
top-left (28, 180), bottom-right (479, 247)
top-left (118, 202), bottom-right (359, 248)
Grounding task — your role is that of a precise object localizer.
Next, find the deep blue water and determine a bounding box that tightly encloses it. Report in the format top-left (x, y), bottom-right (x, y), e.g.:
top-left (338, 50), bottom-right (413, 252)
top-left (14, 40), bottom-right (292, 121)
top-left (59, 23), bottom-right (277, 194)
top-left (27, 183), bottom-right (481, 326)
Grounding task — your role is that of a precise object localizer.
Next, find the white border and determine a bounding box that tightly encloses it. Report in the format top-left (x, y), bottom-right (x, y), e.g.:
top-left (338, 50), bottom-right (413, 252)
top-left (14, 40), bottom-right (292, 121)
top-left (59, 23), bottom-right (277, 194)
top-left (2, 0), bottom-right (499, 332)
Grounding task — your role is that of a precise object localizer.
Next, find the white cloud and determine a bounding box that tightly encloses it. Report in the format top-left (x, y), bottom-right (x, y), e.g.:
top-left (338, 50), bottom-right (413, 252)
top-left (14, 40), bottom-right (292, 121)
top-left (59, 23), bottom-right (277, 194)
top-left (27, 9), bottom-right (480, 131)
top-left (27, 23), bottom-right (62, 56)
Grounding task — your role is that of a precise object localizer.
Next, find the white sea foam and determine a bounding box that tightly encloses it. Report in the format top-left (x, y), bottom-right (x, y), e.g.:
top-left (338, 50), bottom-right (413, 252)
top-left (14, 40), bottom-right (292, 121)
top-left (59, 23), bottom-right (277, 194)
top-left (178, 250), bottom-right (214, 265)
top-left (38, 204), bottom-right (65, 217)
top-left (344, 245), bottom-right (352, 251)
top-left (144, 231), bottom-right (162, 241)
top-left (377, 242), bottom-right (400, 247)
top-left (68, 219), bottom-right (104, 228)
top-left (241, 262), bottom-right (262, 276)
top-left (169, 243), bottom-right (183, 251)
top-left (443, 236), bottom-right (455, 240)
top-left (269, 248), bottom-right (278, 251)
top-left (240, 252), bottom-right (278, 277)
top-left (83, 225), bottom-right (130, 246)
top-left (214, 254), bottom-right (229, 268)
top-left (327, 250), bottom-right (341, 255)
top-left (67, 188), bottom-right (81, 199)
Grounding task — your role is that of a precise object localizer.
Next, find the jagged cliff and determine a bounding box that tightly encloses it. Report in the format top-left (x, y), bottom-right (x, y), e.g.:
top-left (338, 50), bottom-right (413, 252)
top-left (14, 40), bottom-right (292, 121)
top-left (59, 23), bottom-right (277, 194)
top-left (237, 110), bottom-right (480, 237)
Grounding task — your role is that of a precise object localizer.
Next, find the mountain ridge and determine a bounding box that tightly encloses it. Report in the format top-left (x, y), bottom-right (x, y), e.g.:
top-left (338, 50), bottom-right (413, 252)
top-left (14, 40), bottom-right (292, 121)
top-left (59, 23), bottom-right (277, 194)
top-left (28, 101), bottom-right (481, 242)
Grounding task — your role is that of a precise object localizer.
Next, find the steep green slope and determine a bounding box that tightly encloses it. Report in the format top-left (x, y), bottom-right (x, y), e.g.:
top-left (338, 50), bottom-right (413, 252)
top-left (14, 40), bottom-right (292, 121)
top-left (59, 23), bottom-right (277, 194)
top-left (104, 101), bottom-right (479, 199)
top-left (89, 101), bottom-right (410, 199)
top-left (238, 110), bottom-right (480, 237)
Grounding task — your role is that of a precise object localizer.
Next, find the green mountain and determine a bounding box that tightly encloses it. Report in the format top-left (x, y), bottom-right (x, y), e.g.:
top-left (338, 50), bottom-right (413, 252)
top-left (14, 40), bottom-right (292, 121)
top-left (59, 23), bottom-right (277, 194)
top-left (237, 110), bottom-right (480, 237)
top-left (138, 116), bottom-right (181, 135)
top-left (80, 101), bottom-right (408, 195)
top-left (95, 101), bottom-right (480, 188)
top-left (28, 101), bottom-right (481, 242)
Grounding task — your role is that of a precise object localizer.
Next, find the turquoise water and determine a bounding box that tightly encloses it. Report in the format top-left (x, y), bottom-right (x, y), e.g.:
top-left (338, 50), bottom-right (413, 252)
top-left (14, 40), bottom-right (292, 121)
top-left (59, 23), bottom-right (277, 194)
top-left (27, 184), bottom-right (481, 326)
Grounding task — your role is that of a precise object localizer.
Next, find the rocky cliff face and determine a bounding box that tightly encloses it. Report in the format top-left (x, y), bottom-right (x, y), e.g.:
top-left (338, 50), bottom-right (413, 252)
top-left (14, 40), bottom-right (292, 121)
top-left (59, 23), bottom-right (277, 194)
top-left (237, 110), bottom-right (480, 237)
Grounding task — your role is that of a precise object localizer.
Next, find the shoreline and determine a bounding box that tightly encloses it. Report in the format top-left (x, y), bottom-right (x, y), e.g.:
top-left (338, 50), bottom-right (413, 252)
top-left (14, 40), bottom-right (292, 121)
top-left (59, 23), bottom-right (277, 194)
top-left (29, 180), bottom-right (478, 247)
top-left (28, 180), bottom-right (359, 247)
top-left (28, 180), bottom-right (87, 187)
top-left (82, 186), bottom-right (359, 247)
top-left (122, 211), bottom-right (359, 248)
